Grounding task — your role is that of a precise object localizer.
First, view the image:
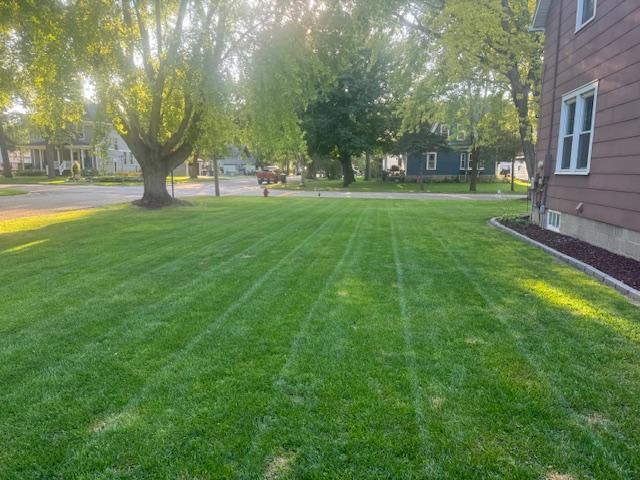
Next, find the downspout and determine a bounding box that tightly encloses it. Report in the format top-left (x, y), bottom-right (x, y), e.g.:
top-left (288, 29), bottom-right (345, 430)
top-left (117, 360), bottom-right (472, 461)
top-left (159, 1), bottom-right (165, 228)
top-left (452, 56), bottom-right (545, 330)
top-left (537, 0), bottom-right (564, 224)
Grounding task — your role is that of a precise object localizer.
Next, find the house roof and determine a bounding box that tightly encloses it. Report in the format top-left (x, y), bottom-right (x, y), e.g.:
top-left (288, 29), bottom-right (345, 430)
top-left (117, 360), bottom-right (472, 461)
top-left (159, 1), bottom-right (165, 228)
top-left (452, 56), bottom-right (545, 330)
top-left (531, 0), bottom-right (552, 31)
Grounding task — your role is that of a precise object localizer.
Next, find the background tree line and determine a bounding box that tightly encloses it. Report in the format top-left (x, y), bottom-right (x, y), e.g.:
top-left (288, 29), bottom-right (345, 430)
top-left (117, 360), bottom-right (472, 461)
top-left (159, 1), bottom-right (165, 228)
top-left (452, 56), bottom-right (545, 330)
top-left (0, 0), bottom-right (542, 203)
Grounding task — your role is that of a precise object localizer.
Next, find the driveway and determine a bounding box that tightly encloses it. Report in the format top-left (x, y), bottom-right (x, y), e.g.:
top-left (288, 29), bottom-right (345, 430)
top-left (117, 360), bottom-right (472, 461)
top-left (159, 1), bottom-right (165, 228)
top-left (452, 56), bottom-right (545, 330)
top-left (0, 176), bottom-right (524, 220)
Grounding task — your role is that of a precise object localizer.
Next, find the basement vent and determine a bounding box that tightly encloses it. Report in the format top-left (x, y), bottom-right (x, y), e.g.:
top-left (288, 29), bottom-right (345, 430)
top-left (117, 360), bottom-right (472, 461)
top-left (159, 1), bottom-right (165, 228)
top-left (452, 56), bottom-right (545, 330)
top-left (547, 210), bottom-right (561, 232)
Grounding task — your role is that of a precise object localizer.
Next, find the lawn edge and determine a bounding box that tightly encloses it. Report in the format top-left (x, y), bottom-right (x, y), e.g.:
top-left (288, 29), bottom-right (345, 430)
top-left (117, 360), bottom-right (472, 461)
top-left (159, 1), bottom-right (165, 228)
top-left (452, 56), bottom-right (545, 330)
top-left (488, 217), bottom-right (640, 304)
top-left (0, 187), bottom-right (29, 196)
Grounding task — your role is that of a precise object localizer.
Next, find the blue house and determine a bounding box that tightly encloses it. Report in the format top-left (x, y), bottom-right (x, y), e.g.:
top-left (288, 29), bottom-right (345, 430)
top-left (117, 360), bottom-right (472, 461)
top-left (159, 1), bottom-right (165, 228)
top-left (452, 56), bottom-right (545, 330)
top-left (404, 124), bottom-right (496, 180)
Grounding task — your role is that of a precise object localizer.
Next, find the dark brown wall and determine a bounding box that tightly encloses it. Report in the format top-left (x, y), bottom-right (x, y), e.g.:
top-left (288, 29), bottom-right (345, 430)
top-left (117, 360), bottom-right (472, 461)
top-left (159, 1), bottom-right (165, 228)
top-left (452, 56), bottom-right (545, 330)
top-left (536, 0), bottom-right (640, 232)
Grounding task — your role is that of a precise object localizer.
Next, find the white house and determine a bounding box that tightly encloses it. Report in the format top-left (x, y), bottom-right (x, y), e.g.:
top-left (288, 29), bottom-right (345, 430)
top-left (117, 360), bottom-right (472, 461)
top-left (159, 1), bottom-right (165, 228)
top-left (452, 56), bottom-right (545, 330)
top-left (18, 104), bottom-right (139, 175)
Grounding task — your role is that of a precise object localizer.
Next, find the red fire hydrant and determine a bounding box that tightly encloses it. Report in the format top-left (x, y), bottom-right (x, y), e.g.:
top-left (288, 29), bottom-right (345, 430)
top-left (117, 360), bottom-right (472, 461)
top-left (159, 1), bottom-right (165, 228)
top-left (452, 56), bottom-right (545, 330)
top-left (263, 187), bottom-right (269, 197)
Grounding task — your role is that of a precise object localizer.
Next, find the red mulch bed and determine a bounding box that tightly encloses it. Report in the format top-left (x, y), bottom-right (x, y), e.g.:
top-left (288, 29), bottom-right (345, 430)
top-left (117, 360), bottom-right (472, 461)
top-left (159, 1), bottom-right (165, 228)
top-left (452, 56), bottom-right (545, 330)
top-left (500, 218), bottom-right (640, 291)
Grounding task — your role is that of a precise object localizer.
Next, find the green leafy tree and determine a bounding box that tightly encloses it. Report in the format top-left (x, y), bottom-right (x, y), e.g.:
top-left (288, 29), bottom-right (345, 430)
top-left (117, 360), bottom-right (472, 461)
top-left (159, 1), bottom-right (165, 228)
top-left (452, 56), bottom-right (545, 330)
top-left (476, 96), bottom-right (522, 190)
top-left (392, 0), bottom-right (542, 178)
top-left (75, 0), bottom-right (266, 206)
top-left (3, 1), bottom-right (84, 179)
top-left (0, 5), bottom-right (18, 178)
top-left (303, 43), bottom-right (393, 187)
top-left (246, 23), bottom-right (320, 173)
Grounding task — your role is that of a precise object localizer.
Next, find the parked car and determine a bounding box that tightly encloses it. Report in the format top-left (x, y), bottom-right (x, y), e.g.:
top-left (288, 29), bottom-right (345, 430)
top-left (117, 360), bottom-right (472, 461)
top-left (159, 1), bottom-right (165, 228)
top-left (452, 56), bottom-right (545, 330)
top-left (256, 165), bottom-right (281, 184)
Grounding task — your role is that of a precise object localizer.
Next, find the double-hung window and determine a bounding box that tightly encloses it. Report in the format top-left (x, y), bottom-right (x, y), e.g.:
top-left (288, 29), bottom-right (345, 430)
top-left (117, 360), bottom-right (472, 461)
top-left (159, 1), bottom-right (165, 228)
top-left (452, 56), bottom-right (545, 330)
top-left (425, 152), bottom-right (437, 170)
top-left (576, 0), bottom-right (596, 31)
top-left (556, 82), bottom-right (597, 174)
top-left (460, 152), bottom-right (468, 170)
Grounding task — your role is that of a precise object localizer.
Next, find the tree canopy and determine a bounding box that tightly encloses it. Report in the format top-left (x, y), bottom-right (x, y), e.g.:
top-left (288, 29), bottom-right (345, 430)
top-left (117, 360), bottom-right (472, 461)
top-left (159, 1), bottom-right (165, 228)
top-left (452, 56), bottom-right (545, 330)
top-left (1, 0), bottom-right (542, 199)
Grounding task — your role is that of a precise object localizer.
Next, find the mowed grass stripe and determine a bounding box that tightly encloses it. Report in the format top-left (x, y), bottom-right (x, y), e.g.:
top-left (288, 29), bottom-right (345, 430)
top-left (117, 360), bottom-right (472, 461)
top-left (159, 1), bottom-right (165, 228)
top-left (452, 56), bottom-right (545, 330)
top-left (394, 202), bottom-right (635, 478)
top-left (0, 201), bottom-right (343, 470)
top-left (0, 200), bottom-right (335, 372)
top-left (240, 204), bottom-right (370, 478)
top-left (239, 205), bottom-right (428, 478)
top-left (390, 202), bottom-right (562, 477)
top-left (388, 202), bottom-right (439, 478)
top-left (417, 203), bottom-right (640, 474)
top-left (62, 210), bottom-right (365, 478)
top-left (0, 199), bottom-right (315, 332)
top-left (1, 201), bottom-right (345, 416)
top-left (0, 203), bottom-right (211, 279)
top-left (52, 202), bottom-right (357, 478)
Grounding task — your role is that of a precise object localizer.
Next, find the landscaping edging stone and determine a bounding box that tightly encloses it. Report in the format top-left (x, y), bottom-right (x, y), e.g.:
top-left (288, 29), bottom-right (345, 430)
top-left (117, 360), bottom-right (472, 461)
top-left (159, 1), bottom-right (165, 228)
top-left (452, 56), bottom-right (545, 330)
top-left (489, 217), bottom-right (640, 304)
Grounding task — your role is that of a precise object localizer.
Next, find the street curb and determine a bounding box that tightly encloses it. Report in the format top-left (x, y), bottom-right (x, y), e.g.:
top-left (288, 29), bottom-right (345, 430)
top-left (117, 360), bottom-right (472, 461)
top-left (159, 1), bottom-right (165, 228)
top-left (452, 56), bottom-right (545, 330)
top-left (489, 217), bottom-right (640, 304)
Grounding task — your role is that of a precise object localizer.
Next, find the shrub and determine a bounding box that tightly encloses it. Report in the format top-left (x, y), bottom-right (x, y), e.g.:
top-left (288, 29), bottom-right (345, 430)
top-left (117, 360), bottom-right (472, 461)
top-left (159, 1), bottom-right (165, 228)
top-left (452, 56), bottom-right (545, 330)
top-left (94, 176), bottom-right (144, 183)
top-left (15, 170), bottom-right (47, 177)
top-left (71, 161), bottom-right (81, 179)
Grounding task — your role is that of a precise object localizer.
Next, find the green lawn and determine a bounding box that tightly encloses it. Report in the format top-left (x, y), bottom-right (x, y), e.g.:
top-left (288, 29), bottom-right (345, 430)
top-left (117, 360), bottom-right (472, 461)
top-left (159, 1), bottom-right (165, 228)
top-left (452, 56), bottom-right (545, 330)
top-left (1, 198), bottom-right (639, 479)
top-left (270, 178), bottom-right (529, 194)
top-left (0, 176), bottom-right (65, 185)
top-left (0, 187), bottom-right (28, 196)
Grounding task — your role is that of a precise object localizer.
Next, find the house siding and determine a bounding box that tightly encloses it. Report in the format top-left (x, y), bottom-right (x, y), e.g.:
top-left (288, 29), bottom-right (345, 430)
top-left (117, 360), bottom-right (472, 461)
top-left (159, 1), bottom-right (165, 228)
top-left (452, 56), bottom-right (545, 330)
top-left (536, 0), bottom-right (640, 236)
top-left (406, 151), bottom-right (496, 178)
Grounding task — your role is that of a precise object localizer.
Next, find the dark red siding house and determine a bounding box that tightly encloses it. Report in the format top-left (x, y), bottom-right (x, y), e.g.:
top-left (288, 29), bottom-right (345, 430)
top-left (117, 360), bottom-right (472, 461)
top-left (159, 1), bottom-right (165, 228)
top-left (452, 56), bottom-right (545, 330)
top-left (531, 0), bottom-right (640, 261)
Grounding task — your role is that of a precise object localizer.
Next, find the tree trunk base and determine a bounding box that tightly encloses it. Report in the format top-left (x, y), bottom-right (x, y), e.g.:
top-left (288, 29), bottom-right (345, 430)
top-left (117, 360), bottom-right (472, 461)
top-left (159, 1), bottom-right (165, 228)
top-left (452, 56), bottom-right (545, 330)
top-left (132, 196), bottom-right (191, 209)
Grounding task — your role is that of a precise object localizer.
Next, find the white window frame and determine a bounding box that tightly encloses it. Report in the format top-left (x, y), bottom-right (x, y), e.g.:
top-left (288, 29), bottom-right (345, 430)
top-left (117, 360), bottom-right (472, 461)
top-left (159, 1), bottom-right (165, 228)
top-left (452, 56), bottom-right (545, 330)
top-left (576, 0), bottom-right (596, 32)
top-left (459, 152), bottom-right (468, 170)
top-left (425, 152), bottom-right (437, 170)
top-left (556, 81), bottom-right (598, 175)
top-left (465, 154), bottom-right (484, 171)
top-left (547, 210), bottom-right (561, 232)
top-left (440, 124), bottom-right (450, 137)
top-left (456, 130), bottom-right (466, 141)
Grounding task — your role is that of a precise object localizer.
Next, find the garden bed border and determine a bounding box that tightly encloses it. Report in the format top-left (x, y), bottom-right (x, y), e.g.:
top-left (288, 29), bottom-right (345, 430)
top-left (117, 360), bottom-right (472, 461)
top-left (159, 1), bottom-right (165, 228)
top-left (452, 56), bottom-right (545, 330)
top-left (489, 217), bottom-right (640, 304)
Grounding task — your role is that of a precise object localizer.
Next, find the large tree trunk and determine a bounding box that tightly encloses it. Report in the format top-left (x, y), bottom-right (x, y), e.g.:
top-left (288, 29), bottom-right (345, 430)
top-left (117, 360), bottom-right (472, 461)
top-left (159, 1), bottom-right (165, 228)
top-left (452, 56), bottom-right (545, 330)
top-left (365, 150), bottom-right (371, 181)
top-left (340, 152), bottom-right (354, 187)
top-left (0, 128), bottom-right (12, 178)
top-left (138, 160), bottom-right (172, 207)
top-left (469, 147), bottom-right (480, 192)
top-left (45, 142), bottom-right (57, 179)
top-left (506, 70), bottom-right (537, 180)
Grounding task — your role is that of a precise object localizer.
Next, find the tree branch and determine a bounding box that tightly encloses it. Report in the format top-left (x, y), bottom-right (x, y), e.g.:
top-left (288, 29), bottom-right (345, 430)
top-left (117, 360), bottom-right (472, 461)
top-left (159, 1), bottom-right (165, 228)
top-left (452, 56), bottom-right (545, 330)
top-left (394, 13), bottom-right (435, 38)
top-left (132, 0), bottom-right (155, 81)
top-left (148, 0), bottom-right (188, 141)
top-left (155, 0), bottom-right (162, 57)
top-left (166, 138), bottom-right (195, 170)
top-left (161, 95), bottom-right (195, 157)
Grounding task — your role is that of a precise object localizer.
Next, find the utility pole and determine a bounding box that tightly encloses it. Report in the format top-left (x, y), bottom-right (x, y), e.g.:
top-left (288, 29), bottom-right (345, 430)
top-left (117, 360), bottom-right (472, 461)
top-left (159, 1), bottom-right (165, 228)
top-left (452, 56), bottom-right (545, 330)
top-left (511, 156), bottom-right (515, 192)
top-left (213, 154), bottom-right (220, 197)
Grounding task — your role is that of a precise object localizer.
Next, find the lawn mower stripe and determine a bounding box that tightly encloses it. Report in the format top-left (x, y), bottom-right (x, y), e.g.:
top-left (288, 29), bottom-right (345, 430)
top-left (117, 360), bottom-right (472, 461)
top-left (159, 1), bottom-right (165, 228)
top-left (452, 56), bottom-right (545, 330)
top-left (388, 201), bottom-right (440, 477)
top-left (240, 205), bottom-right (370, 477)
top-left (59, 201), bottom-right (350, 469)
